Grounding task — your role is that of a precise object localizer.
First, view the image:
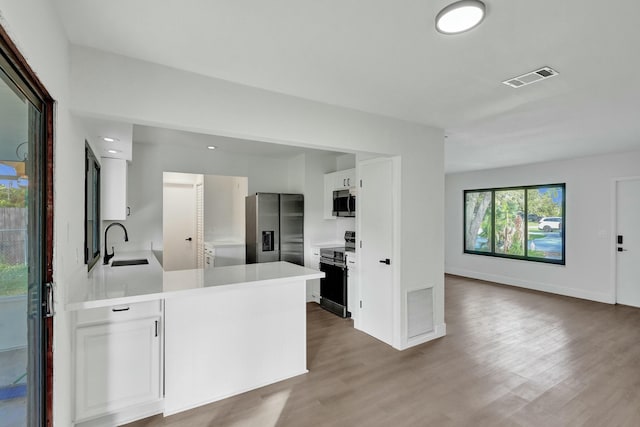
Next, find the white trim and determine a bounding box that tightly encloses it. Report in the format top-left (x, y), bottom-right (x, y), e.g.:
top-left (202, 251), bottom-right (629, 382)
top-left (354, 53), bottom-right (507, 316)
top-left (446, 267), bottom-right (614, 304)
top-left (401, 323), bottom-right (446, 350)
top-left (392, 156), bottom-right (402, 350)
top-left (74, 400), bottom-right (163, 427)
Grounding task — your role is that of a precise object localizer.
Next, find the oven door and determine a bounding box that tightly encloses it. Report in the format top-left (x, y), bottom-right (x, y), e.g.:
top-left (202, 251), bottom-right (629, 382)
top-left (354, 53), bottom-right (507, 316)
top-left (319, 260), bottom-right (349, 317)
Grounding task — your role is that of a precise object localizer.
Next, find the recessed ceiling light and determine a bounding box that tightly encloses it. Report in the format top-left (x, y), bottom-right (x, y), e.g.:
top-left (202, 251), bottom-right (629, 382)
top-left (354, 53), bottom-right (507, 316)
top-left (103, 137), bottom-right (116, 142)
top-left (207, 146), bottom-right (216, 150)
top-left (436, 0), bottom-right (486, 35)
top-left (107, 149), bottom-right (120, 154)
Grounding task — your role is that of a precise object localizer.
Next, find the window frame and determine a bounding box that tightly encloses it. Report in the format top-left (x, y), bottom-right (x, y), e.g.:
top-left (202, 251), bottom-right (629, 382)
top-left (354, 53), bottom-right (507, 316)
top-left (84, 141), bottom-right (101, 271)
top-left (463, 183), bottom-right (566, 265)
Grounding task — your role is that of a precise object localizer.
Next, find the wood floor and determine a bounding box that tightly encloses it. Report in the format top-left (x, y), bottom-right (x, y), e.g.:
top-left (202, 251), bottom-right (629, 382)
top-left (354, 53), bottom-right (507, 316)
top-left (126, 275), bottom-right (640, 426)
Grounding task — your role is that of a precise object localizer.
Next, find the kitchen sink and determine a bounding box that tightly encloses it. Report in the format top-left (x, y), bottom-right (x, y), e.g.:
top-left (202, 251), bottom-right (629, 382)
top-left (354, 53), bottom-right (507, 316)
top-left (111, 259), bottom-right (149, 267)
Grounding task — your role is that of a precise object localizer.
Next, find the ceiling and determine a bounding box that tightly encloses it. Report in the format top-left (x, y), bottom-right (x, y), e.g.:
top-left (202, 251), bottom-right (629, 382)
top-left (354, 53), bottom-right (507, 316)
top-left (133, 125), bottom-right (344, 159)
top-left (52, 0), bottom-right (640, 172)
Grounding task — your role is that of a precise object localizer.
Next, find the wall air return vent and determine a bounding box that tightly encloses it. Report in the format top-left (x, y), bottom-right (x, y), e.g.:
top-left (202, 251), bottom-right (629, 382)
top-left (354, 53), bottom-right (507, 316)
top-left (502, 66), bottom-right (559, 88)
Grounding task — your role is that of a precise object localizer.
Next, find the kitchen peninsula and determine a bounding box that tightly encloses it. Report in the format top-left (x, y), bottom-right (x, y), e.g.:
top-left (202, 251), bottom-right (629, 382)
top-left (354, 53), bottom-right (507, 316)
top-left (67, 252), bottom-right (324, 425)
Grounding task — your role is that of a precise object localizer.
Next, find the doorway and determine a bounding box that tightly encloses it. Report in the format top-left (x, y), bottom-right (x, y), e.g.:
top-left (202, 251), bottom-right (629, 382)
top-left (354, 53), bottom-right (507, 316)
top-left (162, 172), bottom-right (248, 271)
top-left (615, 178), bottom-right (640, 307)
top-left (0, 25), bottom-right (54, 426)
top-left (162, 173), bottom-right (202, 271)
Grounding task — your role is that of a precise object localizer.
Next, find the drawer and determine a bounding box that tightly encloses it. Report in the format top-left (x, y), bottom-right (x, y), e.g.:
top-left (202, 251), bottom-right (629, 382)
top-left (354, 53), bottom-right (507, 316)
top-left (76, 300), bottom-right (162, 325)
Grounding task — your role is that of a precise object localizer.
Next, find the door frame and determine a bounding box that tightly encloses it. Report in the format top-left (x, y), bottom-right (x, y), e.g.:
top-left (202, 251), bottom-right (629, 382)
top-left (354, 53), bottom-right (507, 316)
top-left (0, 23), bottom-right (55, 426)
top-left (355, 156), bottom-right (402, 348)
top-left (610, 176), bottom-right (640, 304)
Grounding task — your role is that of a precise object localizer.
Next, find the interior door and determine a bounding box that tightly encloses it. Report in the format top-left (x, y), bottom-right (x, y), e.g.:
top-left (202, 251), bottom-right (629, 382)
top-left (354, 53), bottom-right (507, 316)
top-left (616, 179), bottom-right (640, 307)
top-left (163, 183), bottom-right (197, 271)
top-left (358, 158), bottom-right (394, 345)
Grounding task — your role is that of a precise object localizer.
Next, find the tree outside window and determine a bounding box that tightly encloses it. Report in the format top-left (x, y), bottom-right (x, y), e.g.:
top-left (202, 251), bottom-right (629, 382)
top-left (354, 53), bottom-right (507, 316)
top-left (464, 184), bottom-right (565, 264)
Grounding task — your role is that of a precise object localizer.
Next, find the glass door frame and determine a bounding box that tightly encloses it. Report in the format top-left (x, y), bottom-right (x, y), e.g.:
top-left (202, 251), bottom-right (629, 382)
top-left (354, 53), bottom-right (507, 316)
top-left (0, 23), bottom-right (55, 427)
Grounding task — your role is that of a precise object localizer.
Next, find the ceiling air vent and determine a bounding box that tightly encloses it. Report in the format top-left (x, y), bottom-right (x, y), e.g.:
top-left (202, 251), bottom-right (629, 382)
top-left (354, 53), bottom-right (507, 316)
top-left (502, 66), bottom-right (559, 88)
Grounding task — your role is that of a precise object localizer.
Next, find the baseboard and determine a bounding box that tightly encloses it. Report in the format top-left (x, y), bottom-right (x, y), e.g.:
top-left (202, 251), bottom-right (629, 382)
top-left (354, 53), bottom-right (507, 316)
top-left (445, 267), bottom-right (614, 304)
top-left (74, 399), bottom-right (163, 426)
top-left (400, 323), bottom-right (446, 350)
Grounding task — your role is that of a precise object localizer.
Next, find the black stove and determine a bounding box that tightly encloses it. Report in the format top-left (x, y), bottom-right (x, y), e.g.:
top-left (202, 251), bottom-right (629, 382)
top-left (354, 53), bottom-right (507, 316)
top-left (320, 246), bottom-right (347, 265)
top-left (319, 231), bottom-right (356, 266)
top-left (319, 231), bottom-right (355, 318)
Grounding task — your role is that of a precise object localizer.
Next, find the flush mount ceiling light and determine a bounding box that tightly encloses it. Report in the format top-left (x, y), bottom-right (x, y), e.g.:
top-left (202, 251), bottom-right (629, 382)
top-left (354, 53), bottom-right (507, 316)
top-left (436, 0), bottom-right (486, 34)
top-left (207, 146), bottom-right (216, 150)
top-left (103, 137), bottom-right (116, 142)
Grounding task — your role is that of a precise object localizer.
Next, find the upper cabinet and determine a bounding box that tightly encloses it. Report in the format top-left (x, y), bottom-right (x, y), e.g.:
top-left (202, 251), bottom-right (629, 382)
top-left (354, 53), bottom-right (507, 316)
top-left (334, 168), bottom-right (356, 190)
top-left (102, 157), bottom-right (129, 221)
top-left (323, 168), bottom-right (356, 219)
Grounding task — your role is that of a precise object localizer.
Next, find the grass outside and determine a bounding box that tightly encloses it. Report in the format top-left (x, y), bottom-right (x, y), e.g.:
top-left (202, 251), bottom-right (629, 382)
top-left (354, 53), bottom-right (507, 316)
top-left (0, 264), bottom-right (27, 297)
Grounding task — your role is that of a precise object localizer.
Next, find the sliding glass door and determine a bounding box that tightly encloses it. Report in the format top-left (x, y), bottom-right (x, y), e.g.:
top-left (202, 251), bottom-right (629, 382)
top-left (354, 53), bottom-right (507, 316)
top-left (0, 32), bottom-right (51, 427)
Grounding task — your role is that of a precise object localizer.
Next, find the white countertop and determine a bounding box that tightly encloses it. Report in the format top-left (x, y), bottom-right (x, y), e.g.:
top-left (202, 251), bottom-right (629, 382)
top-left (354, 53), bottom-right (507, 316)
top-left (205, 240), bottom-right (245, 247)
top-left (67, 251), bottom-right (324, 310)
top-left (310, 241), bottom-right (345, 249)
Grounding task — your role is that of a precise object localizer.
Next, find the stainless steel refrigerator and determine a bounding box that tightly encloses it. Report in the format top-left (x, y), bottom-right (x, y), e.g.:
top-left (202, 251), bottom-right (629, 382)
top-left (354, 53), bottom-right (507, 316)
top-left (245, 193), bottom-right (304, 266)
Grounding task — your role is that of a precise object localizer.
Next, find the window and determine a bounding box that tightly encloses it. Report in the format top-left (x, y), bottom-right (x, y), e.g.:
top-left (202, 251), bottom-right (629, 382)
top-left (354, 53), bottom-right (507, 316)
top-left (85, 142), bottom-right (101, 270)
top-left (464, 184), bottom-right (565, 264)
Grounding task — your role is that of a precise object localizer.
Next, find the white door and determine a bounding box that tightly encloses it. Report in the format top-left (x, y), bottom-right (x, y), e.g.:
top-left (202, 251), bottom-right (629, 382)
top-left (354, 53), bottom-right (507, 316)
top-left (163, 183), bottom-right (197, 271)
top-left (358, 158), bottom-right (395, 345)
top-left (616, 179), bottom-right (640, 307)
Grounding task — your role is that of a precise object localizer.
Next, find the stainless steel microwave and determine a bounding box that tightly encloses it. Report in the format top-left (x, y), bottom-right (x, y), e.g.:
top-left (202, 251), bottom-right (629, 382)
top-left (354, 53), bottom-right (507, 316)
top-left (333, 189), bottom-right (355, 217)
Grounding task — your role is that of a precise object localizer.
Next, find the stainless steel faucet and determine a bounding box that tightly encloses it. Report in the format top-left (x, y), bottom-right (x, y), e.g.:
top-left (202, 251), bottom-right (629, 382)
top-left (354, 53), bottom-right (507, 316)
top-left (103, 222), bottom-right (129, 264)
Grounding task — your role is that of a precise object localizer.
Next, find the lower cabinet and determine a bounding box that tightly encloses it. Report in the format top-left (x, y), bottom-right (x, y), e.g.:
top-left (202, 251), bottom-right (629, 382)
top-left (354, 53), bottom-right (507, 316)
top-left (74, 301), bottom-right (163, 425)
top-left (309, 247), bottom-right (321, 302)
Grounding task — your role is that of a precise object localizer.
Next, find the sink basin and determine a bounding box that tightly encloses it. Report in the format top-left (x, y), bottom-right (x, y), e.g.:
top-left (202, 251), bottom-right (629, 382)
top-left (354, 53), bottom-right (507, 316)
top-left (111, 259), bottom-right (149, 267)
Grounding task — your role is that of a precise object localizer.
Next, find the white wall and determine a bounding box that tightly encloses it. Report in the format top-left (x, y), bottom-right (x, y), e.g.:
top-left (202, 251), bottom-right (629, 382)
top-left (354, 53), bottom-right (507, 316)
top-left (69, 44), bottom-right (445, 351)
top-left (336, 153), bottom-right (356, 170)
top-left (0, 1), bottom-right (81, 425)
top-left (1, 5), bottom-right (444, 426)
top-left (446, 150), bottom-right (640, 303)
top-left (203, 174), bottom-right (248, 242)
top-left (125, 141), bottom-right (296, 251)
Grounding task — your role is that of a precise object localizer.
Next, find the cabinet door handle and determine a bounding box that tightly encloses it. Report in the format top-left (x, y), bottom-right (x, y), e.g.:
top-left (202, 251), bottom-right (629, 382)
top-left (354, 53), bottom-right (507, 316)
top-left (343, 178), bottom-right (346, 187)
top-left (127, 206), bottom-right (131, 216)
top-left (379, 258), bottom-right (391, 265)
top-left (112, 306), bottom-right (130, 312)
top-left (155, 320), bottom-right (158, 337)
top-left (347, 178), bottom-right (350, 186)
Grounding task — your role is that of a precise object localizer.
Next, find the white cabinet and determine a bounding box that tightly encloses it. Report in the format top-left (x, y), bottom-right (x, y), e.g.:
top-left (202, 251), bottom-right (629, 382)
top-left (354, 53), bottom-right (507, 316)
top-left (74, 301), bottom-right (163, 425)
top-left (334, 168), bottom-right (356, 190)
top-left (308, 247), bottom-right (321, 302)
top-left (213, 243), bottom-right (246, 267)
top-left (101, 157), bottom-right (129, 220)
top-left (346, 252), bottom-right (358, 318)
top-left (323, 168), bottom-right (356, 219)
